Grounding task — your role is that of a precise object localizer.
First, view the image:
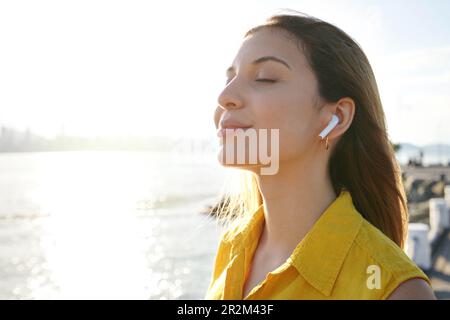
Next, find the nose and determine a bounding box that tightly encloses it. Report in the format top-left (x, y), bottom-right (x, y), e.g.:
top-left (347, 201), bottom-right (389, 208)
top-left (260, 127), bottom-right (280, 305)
top-left (218, 99), bottom-right (242, 110)
top-left (217, 81), bottom-right (244, 111)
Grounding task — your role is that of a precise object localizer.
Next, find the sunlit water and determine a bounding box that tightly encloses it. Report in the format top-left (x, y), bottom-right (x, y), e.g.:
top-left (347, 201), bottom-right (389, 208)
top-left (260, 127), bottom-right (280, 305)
top-left (3, 148), bottom-right (445, 300)
top-left (0, 151), bottom-right (226, 299)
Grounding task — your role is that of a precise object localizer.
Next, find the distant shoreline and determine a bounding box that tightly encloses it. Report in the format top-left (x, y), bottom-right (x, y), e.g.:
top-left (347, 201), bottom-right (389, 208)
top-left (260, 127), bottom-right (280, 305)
top-left (401, 164), bottom-right (450, 180)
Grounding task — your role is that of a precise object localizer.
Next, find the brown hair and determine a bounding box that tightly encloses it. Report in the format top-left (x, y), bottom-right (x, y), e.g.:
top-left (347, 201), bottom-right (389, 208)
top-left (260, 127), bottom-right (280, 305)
top-left (213, 11), bottom-right (408, 248)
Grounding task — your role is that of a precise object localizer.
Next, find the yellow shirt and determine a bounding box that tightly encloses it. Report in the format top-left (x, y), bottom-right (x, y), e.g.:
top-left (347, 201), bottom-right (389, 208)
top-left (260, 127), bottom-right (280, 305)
top-left (204, 189), bottom-right (432, 300)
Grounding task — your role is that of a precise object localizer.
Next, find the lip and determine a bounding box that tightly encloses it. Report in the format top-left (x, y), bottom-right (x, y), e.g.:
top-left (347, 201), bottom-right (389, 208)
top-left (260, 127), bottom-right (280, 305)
top-left (217, 120), bottom-right (253, 138)
top-left (216, 126), bottom-right (253, 138)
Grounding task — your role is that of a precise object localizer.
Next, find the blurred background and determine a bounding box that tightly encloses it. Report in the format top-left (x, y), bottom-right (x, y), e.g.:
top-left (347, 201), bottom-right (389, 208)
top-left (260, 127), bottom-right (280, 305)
top-left (0, 0), bottom-right (449, 299)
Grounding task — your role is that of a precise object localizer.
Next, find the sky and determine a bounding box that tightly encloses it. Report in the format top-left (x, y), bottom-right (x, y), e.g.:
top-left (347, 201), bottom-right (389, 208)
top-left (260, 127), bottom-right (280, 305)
top-left (0, 0), bottom-right (449, 145)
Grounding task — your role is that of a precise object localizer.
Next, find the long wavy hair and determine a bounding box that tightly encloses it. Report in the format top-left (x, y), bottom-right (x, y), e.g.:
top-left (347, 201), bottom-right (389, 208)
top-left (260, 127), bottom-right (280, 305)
top-left (210, 11), bottom-right (408, 249)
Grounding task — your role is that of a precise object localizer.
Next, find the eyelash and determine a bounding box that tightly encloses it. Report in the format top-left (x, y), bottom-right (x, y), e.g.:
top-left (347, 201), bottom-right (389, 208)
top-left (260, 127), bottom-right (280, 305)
top-left (225, 78), bottom-right (276, 85)
top-left (255, 79), bottom-right (276, 83)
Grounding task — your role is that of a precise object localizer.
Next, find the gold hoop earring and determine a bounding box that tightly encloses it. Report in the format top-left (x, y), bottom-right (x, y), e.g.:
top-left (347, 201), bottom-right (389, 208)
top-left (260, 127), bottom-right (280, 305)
top-left (325, 136), bottom-right (329, 150)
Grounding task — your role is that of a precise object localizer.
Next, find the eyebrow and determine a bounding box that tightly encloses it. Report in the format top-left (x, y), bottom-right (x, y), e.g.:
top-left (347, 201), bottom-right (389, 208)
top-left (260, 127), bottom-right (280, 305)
top-left (226, 56), bottom-right (292, 74)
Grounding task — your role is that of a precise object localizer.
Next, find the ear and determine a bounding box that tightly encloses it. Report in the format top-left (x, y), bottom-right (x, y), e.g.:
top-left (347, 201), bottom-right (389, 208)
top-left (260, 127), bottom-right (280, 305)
top-left (328, 97), bottom-right (355, 140)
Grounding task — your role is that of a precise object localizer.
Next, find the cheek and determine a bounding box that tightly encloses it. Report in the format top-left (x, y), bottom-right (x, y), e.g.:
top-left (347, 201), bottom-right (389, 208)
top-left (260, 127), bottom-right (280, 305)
top-left (279, 109), bottom-right (312, 160)
top-left (253, 94), bottom-right (304, 133)
top-left (253, 99), bottom-right (315, 161)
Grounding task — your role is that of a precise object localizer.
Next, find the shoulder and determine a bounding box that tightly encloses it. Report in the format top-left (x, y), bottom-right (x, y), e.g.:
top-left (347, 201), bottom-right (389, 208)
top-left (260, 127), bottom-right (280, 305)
top-left (354, 219), bottom-right (417, 271)
top-left (386, 278), bottom-right (436, 299)
top-left (347, 218), bottom-right (434, 299)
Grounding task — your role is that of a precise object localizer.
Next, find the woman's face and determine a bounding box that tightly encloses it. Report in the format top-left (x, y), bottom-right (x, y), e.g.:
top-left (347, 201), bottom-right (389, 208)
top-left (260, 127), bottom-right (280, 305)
top-left (214, 28), bottom-right (329, 173)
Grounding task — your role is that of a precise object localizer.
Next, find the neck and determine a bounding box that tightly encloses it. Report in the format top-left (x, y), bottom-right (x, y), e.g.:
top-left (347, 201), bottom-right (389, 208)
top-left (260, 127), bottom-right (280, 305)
top-left (255, 155), bottom-right (337, 258)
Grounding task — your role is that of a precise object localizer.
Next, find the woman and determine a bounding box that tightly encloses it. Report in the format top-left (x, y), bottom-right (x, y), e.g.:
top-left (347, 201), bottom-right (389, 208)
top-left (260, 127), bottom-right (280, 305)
top-left (205, 12), bottom-right (436, 300)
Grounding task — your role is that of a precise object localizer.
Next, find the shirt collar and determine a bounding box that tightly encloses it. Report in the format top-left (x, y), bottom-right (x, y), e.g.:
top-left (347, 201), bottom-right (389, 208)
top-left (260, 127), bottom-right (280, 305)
top-left (227, 188), bottom-right (363, 296)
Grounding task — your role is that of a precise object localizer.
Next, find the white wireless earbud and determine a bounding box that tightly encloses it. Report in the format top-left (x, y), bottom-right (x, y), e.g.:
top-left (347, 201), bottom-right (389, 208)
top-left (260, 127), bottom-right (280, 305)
top-left (319, 114), bottom-right (339, 139)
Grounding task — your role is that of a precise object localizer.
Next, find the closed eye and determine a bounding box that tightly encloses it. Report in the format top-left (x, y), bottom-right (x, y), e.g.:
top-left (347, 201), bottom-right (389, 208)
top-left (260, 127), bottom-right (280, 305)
top-left (255, 79), bottom-right (277, 83)
top-left (225, 78), bottom-right (277, 85)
